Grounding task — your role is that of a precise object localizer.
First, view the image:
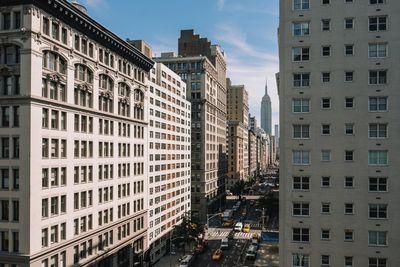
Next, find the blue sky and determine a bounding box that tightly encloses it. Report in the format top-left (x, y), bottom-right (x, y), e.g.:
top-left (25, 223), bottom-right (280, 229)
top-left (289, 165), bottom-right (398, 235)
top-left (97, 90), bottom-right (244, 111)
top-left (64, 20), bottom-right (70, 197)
top-left (80, 0), bottom-right (279, 130)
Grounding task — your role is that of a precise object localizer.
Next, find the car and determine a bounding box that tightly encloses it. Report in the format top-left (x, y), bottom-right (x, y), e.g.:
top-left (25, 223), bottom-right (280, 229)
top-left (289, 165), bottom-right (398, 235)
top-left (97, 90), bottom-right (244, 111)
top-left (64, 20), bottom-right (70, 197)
top-left (234, 222), bottom-right (243, 232)
top-left (227, 230), bottom-right (235, 239)
top-left (243, 224), bottom-right (251, 233)
top-left (212, 248), bottom-right (223, 261)
top-left (179, 255), bottom-right (195, 267)
top-left (251, 238), bottom-right (259, 249)
top-left (222, 219), bottom-right (235, 227)
top-left (245, 245), bottom-right (258, 260)
top-left (252, 233), bottom-right (260, 241)
top-left (220, 238), bottom-right (229, 249)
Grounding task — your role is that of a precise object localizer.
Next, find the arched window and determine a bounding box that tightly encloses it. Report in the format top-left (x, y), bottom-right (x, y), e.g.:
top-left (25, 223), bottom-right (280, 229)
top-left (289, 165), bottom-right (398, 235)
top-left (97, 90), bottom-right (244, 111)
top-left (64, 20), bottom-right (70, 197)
top-left (99, 74), bottom-right (113, 91)
top-left (118, 82), bottom-right (130, 97)
top-left (42, 50), bottom-right (67, 75)
top-left (118, 82), bottom-right (130, 117)
top-left (74, 64), bottom-right (93, 84)
top-left (133, 89), bottom-right (144, 102)
top-left (133, 89), bottom-right (144, 120)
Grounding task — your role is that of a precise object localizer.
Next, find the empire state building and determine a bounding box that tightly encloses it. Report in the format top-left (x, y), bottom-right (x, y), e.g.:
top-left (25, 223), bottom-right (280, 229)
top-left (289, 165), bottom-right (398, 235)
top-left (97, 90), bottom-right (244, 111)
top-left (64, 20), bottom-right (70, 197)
top-left (261, 81), bottom-right (272, 134)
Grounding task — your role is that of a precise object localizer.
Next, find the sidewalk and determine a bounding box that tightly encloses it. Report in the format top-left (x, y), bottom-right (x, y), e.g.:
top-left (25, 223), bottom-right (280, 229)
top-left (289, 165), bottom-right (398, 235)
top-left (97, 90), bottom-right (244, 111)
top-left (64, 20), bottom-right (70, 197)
top-left (254, 242), bottom-right (279, 267)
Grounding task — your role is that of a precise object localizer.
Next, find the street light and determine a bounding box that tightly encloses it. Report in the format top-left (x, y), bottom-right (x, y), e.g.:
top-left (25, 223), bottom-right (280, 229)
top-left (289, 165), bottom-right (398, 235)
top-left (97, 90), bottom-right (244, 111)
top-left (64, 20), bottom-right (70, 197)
top-left (206, 213), bottom-right (222, 238)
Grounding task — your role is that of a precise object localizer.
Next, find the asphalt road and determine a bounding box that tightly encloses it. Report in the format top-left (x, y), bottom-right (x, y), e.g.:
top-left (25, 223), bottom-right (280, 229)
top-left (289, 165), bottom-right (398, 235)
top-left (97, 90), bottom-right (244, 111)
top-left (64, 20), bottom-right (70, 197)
top-left (191, 239), bottom-right (256, 267)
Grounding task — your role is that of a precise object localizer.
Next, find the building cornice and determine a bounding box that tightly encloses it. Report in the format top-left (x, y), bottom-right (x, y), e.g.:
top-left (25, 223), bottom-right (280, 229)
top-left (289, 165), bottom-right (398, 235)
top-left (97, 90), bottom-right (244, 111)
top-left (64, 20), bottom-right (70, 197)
top-left (2, 0), bottom-right (154, 71)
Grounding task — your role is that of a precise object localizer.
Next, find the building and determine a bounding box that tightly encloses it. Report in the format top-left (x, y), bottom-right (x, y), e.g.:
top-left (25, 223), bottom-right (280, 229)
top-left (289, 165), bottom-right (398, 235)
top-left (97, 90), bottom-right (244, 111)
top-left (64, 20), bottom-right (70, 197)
top-left (0, 1), bottom-right (153, 266)
top-left (146, 62), bottom-right (191, 264)
top-left (279, 1), bottom-right (400, 267)
top-left (248, 129), bottom-right (257, 178)
top-left (155, 30), bottom-right (227, 223)
top-left (226, 79), bottom-right (249, 187)
top-left (261, 81), bottom-right (272, 135)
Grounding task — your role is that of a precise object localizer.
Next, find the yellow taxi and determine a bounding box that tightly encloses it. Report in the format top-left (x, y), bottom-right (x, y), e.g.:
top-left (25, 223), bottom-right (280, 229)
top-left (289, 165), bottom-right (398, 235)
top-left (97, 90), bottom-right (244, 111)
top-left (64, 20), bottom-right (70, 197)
top-left (243, 223), bottom-right (251, 233)
top-left (212, 248), bottom-right (223, 261)
top-left (222, 219), bottom-right (235, 227)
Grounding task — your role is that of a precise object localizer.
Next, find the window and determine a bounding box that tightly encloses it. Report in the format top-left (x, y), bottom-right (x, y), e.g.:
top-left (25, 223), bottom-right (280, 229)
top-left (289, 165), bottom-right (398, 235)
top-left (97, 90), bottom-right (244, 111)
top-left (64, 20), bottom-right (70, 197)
top-left (321, 19), bottom-right (330, 31)
top-left (369, 123), bottom-right (387, 138)
top-left (345, 44), bottom-right (354, 55)
top-left (293, 98), bottom-right (310, 113)
top-left (321, 72), bottom-right (330, 83)
top-left (369, 0), bottom-right (386, 4)
top-left (293, 124), bottom-right (310, 139)
top-left (344, 176), bottom-right (354, 188)
top-left (369, 16), bottom-right (387, 31)
top-left (321, 255), bottom-right (330, 266)
top-left (2, 13), bottom-right (11, 30)
top-left (345, 97), bottom-right (354, 108)
top-left (293, 254), bottom-right (309, 267)
top-left (321, 203), bottom-right (330, 213)
top-left (368, 150), bottom-right (388, 165)
top-left (292, 150), bottom-right (310, 165)
top-left (42, 51), bottom-right (67, 75)
top-left (321, 150), bottom-right (331, 161)
top-left (321, 124), bottom-right (330, 135)
top-left (344, 229), bottom-right (354, 241)
top-left (369, 70), bottom-right (387, 85)
top-left (293, 73), bottom-right (310, 87)
top-left (293, 22), bottom-right (310, 36)
top-left (345, 18), bottom-right (354, 29)
top-left (369, 258), bottom-right (387, 267)
top-left (292, 202), bottom-right (310, 216)
top-left (321, 229), bottom-right (330, 240)
top-left (51, 22), bottom-right (60, 40)
top-left (41, 228), bottom-right (48, 247)
top-left (345, 123), bottom-right (354, 135)
top-left (345, 150), bottom-right (354, 161)
top-left (321, 176), bottom-right (330, 187)
top-left (369, 43), bottom-right (387, 58)
top-left (322, 0), bottom-right (330, 4)
top-left (293, 176), bottom-right (310, 190)
top-left (292, 228), bottom-right (309, 242)
top-left (344, 203), bottom-right (354, 214)
top-left (368, 231), bottom-right (387, 246)
top-left (369, 204), bottom-right (387, 219)
top-left (345, 71), bottom-right (354, 82)
top-left (292, 47), bottom-right (310, 61)
top-left (369, 177), bottom-right (387, 192)
top-left (322, 46), bottom-right (331, 56)
top-left (293, 0), bottom-right (309, 10)
top-left (1, 137), bottom-right (9, 158)
top-left (369, 97), bottom-right (387, 112)
top-left (321, 98), bottom-right (331, 109)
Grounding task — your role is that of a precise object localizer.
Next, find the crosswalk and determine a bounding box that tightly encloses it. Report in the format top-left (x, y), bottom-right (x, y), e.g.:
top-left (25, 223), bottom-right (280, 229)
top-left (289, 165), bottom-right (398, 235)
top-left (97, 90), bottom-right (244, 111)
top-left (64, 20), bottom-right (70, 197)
top-left (206, 229), bottom-right (261, 240)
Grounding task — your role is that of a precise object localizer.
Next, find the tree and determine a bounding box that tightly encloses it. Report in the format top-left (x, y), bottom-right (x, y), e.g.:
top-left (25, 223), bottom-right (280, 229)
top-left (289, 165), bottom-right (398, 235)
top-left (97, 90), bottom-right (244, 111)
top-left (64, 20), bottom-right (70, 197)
top-left (257, 192), bottom-right (279, 218)
top-left (172, 212), bottom-right (201, 254)
top-left (231, 180), bottom-right (246, 200)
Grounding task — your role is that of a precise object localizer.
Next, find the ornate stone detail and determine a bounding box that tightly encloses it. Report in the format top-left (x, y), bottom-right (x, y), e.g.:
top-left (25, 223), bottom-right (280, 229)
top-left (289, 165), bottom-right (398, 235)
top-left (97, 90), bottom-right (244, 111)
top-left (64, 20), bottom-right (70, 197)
top-left (119, 97), bottom-right (130, 104)
top-left (99, 90), bottom-right (113, 99)
top-left (134, 103), bottom-right (143, 109)
top-left (46, 72), bottom-right (66, 83)
top-left (76, 82), bottom-right (93, 92)
top-left (0, 66), bottom-right (13, 76)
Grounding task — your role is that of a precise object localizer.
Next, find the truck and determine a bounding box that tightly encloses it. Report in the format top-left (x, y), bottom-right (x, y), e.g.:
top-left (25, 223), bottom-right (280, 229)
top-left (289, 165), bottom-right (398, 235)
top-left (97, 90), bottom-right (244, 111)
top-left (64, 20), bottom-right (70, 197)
top-left (222, 209), bottom-right (233, 219)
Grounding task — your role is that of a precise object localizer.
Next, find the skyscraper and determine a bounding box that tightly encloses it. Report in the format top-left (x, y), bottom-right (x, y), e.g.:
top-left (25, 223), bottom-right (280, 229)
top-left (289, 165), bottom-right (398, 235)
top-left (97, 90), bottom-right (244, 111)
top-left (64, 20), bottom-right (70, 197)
top-left (279, 0), bottom-right (400, 266)
top-left (261, 81), bottom-right (272, 135)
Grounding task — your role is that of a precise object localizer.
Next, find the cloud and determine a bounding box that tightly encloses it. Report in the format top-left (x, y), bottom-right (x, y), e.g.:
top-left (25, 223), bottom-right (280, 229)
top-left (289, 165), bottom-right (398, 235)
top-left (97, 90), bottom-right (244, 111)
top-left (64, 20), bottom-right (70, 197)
top-left (217, 0), bottom-right (225, 10)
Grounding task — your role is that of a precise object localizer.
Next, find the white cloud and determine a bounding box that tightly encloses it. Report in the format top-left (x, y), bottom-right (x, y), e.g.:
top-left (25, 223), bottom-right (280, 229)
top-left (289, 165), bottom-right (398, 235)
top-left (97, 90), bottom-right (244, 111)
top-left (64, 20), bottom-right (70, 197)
top-left (217, 0), bottom-right (225, 10)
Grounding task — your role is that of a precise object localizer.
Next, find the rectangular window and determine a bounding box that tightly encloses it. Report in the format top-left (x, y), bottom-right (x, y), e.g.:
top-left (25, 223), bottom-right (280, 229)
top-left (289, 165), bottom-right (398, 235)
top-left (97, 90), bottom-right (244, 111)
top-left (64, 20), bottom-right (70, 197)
top-left (344, 176), bottom-right (354, 188)
top-left (369, 0), bottom-right (386, 4)
top-left (292, 254), bottom-right (310, 267)
top-left (293, 0), bottom-right (310, 10)
top-left (321, 19), bottom-right (330, 31)
top-left (369, 204), bottom-right (387, 219)
top-left (292, 150), bottom-right (310, 165)
top-left (293, 176), bottom-right (310, 190)
top-left (321, 255), bottom-right (330, 266)
top-left (345, 150), bottom-right (354, 161)
top-left (321, 229), bottom-right (330, 240)
top-left (321, 124), bottom-right (331, 135)
top-left (369, 258), bottom-right (387, 267)
top-left (322, 46), bottom-right (331, 56)
top-left (344, 229), bottom-right (354, 241)
top-left (345, 44), bottom-right (354, 55)
top-left (369, 177), bottom-right (387, 192)
top-left (321, 176), bottom-right (330, 187)
top-left (321, 150), bottom-right (331, 161)
top-left (344, 203), bottom-right (354, 214)
top-left (368, 150), bottom-right (388, 165)
top-left (321, 72), bottom-right (330, 83)
top-left (345, 123), bottom-right (354, 135)
top-left (321, 203), bottom-right (330, 213)
top-left (345, 71), bottom-right (354, 82)
top-left (321, 98), bottom-right (331, 109)
top-left (292, 47), bottom-right (310, 61)
top-left (293, 22), bottom-right (310, 36)
top-left (369, 43), bottom-right (387, 58)
top-left (368, 231), bottom-right (387, 246)
top-left (369, 97), bottom-right (387, 112)
top-left (345, 97), bottom-right (354, 108)
top-left (51, 22), bottom-right (60, 40)
top-left (3, 13), bottom-right (11, 30)
top-left (369, 123), bottom-right (387, 138)
top-left (293, 98), bottom-right (310, 113)
top-left (345, 18), bottom-right (354, 29)
top-left (293, 73), bottom-right (310, 87)
top-left (369, 16), bottom-right (387, 31)
top-left (369, 70), bottom-right (387, 85)
top-left (292, 228), bottom-right (309, 242)
top-left (293, 124), bottom-right (310, 139)
top-left (292, 202), bottom-right (310, 216)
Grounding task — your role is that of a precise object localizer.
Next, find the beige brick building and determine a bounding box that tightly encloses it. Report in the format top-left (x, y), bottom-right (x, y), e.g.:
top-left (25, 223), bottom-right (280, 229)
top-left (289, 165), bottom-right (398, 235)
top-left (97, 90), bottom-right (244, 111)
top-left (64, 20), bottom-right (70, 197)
top-left (279, 0), bottom-right (400, 266)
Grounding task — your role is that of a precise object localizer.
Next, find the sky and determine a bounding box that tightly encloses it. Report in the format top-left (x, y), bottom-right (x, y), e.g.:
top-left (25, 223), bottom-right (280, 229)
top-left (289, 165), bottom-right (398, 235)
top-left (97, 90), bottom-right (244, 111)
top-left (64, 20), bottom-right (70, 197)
top-left (80, 0), bottom-right (280, 132)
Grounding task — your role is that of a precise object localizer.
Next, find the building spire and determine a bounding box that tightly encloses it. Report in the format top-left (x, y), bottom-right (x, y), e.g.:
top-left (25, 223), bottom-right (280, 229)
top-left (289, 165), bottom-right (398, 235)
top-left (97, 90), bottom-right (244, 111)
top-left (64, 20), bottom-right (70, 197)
top-left (265, 78), bottom-right (268, 95)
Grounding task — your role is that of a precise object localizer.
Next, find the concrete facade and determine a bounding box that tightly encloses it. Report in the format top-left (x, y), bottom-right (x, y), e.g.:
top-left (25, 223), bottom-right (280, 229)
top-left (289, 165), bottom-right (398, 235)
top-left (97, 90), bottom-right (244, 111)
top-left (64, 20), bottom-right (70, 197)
top-left (0, 1), bottom-right (153, 266)
top-left (155, 30), bottom-right (227, 223)
top-left (279, 0), bottom-right (400, 266)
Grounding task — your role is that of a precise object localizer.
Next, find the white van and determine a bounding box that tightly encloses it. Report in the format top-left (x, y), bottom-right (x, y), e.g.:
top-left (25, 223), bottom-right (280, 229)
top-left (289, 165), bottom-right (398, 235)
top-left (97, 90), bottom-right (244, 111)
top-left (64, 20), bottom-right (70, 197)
top-left (234, 222), bottom-right (243, 232)
top-left (221, 238), bottom-right (229, 249)
top-left (179, 255), bottom-right (194, 267)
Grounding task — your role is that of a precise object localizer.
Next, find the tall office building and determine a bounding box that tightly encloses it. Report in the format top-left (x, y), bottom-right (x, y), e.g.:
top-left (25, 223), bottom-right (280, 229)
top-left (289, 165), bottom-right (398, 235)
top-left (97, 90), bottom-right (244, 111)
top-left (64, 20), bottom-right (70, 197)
top-left (279, 1), bottom-right (400, 267)
top-left (261, 81), bottom-right (272, 135)
top-left (0, 1), bottom-right (153, 266)
top-left (226, 78), bottom-right (249, 187)
top-left (146, 62), bottom-right (191, 264)
top-left (156, 30), bottom-right (227, 223)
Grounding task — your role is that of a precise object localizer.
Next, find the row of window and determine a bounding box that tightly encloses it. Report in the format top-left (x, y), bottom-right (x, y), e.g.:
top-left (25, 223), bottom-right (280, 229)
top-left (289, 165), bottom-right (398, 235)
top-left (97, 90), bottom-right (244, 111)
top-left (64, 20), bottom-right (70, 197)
top-left (292, 253), bottom-right (387, 267)
top-left (293, 202), bottom-right (388, 218)
top-left (292, 150), bottom-right (388, 165)
top-left (292, 70), bottom-right (388, 87)
top-left (292, 176), bottom-right (387, 192)
top-left (292, 123), bottom-right (388, 139)
top-left (292, 16), bottom-right (388, 36)
top-left (293, 0), bottom-right (386, 11)
top-left (293, 43), bottom-right (388, 62)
